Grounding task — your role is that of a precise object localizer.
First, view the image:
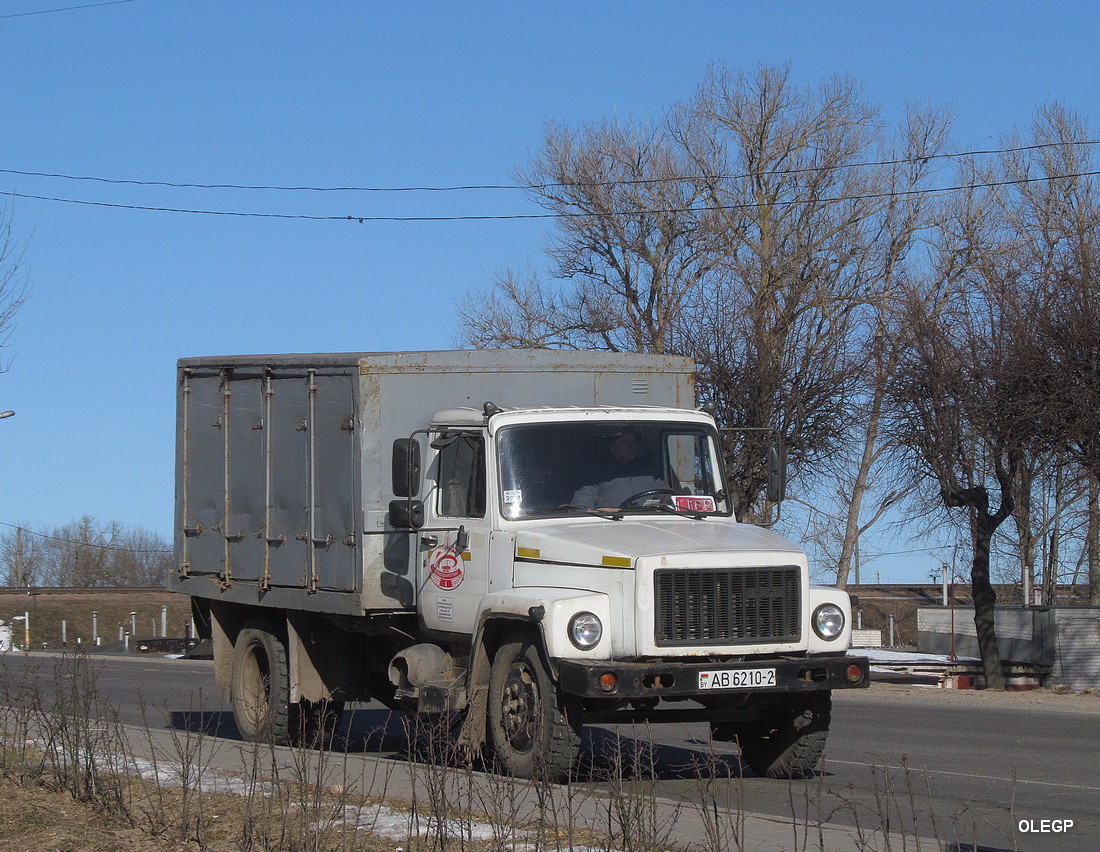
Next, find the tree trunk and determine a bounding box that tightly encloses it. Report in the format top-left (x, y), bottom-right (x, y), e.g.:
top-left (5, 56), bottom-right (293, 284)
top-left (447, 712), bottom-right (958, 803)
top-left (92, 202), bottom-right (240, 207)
top-left (971, 516), bottom-right (1006, 690)
top-left (835, 430), bottom-right (874, 589)
top-left (835, 384), bottom-right (892, 588)
top-left (1012, 465), bottom-right (1036, 607)
top-left (1087, 471), bottom-right (1100, 605)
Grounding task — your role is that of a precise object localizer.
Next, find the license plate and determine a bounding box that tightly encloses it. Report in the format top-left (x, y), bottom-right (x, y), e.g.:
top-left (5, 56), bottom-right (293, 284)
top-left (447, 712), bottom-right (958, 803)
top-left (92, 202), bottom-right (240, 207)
top-left (698, 668), bottom-right (777, 690)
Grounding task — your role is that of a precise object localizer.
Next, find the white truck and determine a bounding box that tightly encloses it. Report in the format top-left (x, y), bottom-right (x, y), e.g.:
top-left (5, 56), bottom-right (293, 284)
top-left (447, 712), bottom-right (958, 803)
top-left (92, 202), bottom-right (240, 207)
top-left (171, 350), bottom-right (868, 780)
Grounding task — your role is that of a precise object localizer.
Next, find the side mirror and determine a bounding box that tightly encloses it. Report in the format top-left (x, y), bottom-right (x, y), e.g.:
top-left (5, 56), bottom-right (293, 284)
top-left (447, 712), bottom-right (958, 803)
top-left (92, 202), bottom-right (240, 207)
top-left (392, 438), bottom-right (421, 498)
top-left (388, 499), bottom-right (424, 530)
top-left (766, 441), bottom-right (787, 503)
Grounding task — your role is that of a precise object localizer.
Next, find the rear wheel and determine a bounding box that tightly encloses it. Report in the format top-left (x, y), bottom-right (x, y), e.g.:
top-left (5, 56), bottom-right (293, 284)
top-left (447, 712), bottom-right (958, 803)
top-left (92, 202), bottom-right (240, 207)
top-left (487, 636), bottom-right (580, 781)
top-left (733, 691), bottom-right (832, 779)
top-left (231, 625), bottom-right (292, 744)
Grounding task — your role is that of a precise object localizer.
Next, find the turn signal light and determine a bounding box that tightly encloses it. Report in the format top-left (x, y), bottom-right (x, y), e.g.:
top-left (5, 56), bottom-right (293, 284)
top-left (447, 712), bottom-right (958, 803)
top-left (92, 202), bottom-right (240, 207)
top-left (598, 672), bottom-right (619, 693)
top-left (847, 664), bottom-right (864, 683)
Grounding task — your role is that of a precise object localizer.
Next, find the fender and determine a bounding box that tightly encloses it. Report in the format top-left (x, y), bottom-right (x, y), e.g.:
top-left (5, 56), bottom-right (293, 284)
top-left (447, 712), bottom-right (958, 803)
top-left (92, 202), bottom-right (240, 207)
top-left (455, 589), bottom-right (611, 753)
top-left (472, 589), bottom-right (614, 665)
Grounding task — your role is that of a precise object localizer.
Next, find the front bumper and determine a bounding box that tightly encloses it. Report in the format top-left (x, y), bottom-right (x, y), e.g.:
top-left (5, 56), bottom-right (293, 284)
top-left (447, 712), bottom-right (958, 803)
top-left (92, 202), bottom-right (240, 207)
top-left (556, 653), bottom-right (869, 700)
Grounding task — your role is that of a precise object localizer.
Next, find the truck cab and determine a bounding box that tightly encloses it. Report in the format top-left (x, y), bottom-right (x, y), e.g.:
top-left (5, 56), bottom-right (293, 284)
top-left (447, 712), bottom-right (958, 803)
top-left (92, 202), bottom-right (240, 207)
top-left (389, 404), bottom-right (866, 779)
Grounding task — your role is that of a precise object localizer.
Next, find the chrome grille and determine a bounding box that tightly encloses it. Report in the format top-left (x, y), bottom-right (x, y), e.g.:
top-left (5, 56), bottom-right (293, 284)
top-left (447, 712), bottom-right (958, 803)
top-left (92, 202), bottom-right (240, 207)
top-left (654, 566), bottom-right (801, 646)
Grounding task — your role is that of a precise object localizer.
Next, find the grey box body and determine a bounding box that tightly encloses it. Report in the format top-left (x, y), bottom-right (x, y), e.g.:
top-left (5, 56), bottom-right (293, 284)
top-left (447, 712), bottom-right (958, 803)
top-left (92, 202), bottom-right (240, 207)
top-left (171, 350), bottom-right (695, 616)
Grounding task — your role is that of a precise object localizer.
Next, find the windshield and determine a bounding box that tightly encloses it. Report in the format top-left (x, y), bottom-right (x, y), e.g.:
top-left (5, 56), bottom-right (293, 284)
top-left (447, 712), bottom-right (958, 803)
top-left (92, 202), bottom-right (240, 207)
top-left (497, 421), bottom-right (731, 519)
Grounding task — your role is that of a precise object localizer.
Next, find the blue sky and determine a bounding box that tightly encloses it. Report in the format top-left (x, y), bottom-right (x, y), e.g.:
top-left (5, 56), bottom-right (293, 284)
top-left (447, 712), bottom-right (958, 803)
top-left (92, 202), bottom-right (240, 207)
top-left (1, 0), bottom-right (1098, 583)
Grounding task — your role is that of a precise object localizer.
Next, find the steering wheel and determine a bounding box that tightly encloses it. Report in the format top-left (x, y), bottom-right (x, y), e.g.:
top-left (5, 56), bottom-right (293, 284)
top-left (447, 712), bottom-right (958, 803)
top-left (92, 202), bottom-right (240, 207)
top-left (618, 488), bottom-right (677, 509)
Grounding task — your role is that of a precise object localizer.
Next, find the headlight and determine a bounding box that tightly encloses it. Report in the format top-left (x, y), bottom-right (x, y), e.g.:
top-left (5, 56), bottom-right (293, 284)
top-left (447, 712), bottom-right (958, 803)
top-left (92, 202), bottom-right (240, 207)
top-left (812, 603), bottom-right (845, 641)
top-left (568, 611), bottom-right (602, 650)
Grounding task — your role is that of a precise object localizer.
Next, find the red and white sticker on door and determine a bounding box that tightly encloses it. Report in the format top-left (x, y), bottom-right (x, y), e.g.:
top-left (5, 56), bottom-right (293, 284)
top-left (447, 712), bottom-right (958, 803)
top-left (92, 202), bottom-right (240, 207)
top-left (428, 540), bottom-right (467, 590)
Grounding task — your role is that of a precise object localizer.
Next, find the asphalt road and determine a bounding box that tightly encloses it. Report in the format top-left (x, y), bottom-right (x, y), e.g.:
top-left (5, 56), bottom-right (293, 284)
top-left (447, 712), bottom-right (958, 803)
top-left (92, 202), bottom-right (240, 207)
top-left (3, 652), bottom-right (1097, 852)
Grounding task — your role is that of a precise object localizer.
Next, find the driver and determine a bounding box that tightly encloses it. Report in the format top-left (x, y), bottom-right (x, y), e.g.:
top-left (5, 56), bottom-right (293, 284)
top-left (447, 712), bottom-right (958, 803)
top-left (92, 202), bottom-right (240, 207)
top-left (571, 430), bottom-right (668, 509)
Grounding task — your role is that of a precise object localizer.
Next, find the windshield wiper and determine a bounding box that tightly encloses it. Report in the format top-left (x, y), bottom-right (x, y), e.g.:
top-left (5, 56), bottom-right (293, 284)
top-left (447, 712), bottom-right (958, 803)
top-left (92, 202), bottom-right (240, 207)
top-left (556, 503), bottom-right (624, 521)
top-left (657, 503), bottom-right (709, 521)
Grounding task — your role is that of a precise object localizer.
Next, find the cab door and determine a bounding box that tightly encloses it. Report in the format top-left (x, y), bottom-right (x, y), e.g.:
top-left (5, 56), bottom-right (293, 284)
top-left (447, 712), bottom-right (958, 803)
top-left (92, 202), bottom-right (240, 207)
top-left (418, 431), bottom-right (491, 633)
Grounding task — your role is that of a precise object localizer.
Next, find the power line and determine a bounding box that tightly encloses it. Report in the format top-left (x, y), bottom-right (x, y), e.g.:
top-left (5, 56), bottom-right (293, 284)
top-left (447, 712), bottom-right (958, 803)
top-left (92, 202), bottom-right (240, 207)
top-left (4, 139), bottom-right (1098, 194)
top-left (0, 168), bottom-right (516, 193)
top-left (0, 0), bottom-right (134, 20)
top-left (5, 191), bottom-right (375, 221)
top-left (8, 168), bottom-right (1100, 223)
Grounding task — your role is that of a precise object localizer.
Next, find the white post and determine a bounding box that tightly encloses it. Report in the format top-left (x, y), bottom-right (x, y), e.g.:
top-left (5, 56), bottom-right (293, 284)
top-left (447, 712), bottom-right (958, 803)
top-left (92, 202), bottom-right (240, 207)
top-left (161, 605), bottom-right (168, 638)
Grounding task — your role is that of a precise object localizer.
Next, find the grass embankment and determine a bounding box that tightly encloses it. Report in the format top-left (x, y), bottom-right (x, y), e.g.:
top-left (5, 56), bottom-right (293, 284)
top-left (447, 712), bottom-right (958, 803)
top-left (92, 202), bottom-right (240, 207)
top-left (0, 589), bottom-right (190, 649)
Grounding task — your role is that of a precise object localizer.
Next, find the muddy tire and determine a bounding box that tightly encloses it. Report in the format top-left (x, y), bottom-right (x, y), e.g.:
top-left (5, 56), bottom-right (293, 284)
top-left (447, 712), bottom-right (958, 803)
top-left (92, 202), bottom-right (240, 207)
top-left (487, 636), bottom-right (580, 781)
top-left (735, 691), bottom-right (831, 779)
top-left (231, 625), bottom-right (293, 744)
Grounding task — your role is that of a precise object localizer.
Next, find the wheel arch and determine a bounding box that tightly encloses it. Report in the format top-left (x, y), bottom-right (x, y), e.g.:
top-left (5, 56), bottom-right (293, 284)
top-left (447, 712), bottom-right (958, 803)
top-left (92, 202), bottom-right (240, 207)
top-left (455, 611), bottom-right (546, 755)
top-left (209, 601), bottom-right (285, 693)
top-left (208, 602), bottom-right (364, 704)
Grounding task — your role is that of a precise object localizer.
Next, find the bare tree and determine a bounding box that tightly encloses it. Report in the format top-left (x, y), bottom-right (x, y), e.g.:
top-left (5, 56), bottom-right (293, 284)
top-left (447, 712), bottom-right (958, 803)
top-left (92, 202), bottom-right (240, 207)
top-left (0, 524), bottom-right (45, 586)
top-left (459, 65), bottom-right (951, 525)
top-left (993, 104), bottom-right (1100, 603)
top-left (1025, 276), bottom-right (1100, 603)
top-left (457, 117), bottom-right (722, 354)
top-left (0, 202), bottom-right (30, 374)
top-left (105, 524), bottom-right (174, 586)
top-left (828, 106), bottom-right (954, 585)
top-left (1003, 452), bottom-right (1088, 601)
top-left (1, 518), bottom-right (171, 588)
top-left (670, 66), bottom-right (888, 518)
top-left (885, 172), bottom-right (1040, 693)
top-left (42, 516), bottom-right (110, 586)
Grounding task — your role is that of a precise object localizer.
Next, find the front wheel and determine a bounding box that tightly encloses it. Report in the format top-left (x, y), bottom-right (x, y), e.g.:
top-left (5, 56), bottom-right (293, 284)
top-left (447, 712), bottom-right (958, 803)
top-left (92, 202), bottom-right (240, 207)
top-left (731, 691), bottom-right (831, 779)
top-left (487, 636), bottom-right (581, 781)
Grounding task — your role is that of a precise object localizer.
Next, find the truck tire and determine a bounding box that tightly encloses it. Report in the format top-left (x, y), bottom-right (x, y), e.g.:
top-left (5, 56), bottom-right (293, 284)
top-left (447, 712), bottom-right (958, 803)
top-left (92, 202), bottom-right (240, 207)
top-left (231, 625), bottom-right (293, 745)
top-left (487, 636), bottom-right (580, 781)
top-left (734, 691), bottom-right (831, 779)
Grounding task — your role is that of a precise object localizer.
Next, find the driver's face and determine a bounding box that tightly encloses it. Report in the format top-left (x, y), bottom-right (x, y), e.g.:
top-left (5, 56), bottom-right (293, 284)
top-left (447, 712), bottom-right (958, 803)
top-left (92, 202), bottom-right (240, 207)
top-left (610, 432), bottom-right (638, 465)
